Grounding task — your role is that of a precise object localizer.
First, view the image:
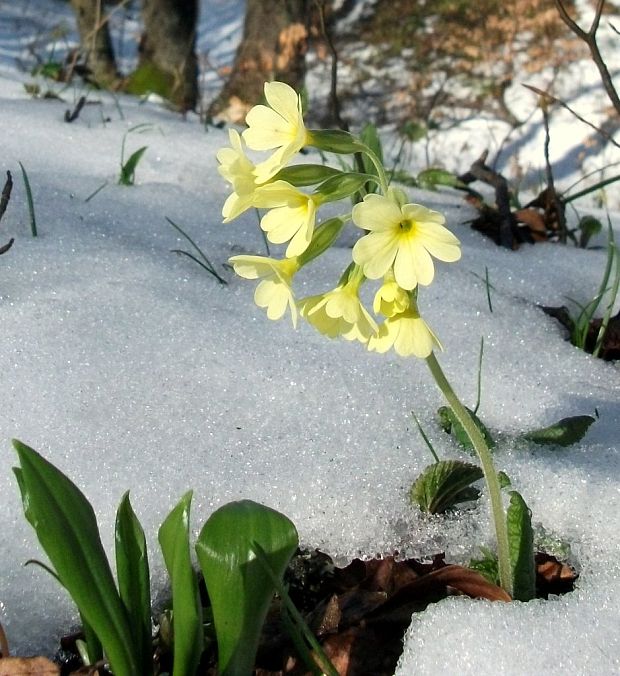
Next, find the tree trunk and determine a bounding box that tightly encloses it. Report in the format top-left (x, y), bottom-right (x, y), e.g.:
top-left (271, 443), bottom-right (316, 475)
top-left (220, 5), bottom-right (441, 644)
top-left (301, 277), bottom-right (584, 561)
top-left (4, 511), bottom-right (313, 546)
top-left (134, 0), bottom-right (199, 111)
top-left (208, 0), bottom-right (309, 124)
top-left (69, 0), bottom-right (119, 86)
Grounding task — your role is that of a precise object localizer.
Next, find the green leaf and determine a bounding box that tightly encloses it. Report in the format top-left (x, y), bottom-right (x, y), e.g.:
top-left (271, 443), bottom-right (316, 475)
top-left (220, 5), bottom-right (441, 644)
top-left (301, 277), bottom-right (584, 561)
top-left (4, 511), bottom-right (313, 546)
top-left (410, 460), bottom-right (484, 514)
top-left (115, 492), bottom-right (153, 676)
top-left (297, 217), bottom-right (345, 267)
top-left (196, 500), bottom-right (298, 676)
top-left (522, 415), bottom-right (595, 447)
top-left (497, 471), bottom-right (512, 489)
top-left (469, 548), bottom-right (499, 585)
top-left (359, 123), bottom-right (383, 173)
top-left (119, 146), bottom-right (148, 185)
top-left (314, 172), bottom-right (372, 203)
top-left (272, 164), bottom-right (342, 187)
top-left (12, 440), bottom-right (138, 676)
top-left (437, 405), bottom-right (495, 452)
top-left (158, 492), bottom-right (203, 676)
top-left (417, 168), bottom-right (466, 190)
top-left (506, 491), bottom-right (536, 602)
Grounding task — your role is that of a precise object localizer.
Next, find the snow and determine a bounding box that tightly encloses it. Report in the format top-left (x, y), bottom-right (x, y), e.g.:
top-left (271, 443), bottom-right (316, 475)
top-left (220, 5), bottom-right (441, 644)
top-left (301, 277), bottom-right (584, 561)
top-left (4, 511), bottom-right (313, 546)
top-left (0, 1), bottom-right (619, 673)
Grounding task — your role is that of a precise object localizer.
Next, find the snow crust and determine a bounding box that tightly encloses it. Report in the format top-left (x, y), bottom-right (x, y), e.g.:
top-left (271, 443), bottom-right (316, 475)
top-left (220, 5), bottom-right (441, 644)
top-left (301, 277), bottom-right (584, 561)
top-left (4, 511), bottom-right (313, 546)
top-left (0, 1), bottom-right (618, 672)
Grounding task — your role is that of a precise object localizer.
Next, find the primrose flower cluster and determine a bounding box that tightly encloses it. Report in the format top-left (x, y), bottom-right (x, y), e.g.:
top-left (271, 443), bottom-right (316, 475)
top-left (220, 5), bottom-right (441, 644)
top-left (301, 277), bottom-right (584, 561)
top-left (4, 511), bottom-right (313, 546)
top-left (218, 81), bottom-right (461, 358)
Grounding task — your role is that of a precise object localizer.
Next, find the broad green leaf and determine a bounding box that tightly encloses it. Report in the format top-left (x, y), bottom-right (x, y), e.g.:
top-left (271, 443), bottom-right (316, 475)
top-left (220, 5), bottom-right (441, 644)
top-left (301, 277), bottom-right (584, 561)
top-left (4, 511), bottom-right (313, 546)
top-left (507, 491), bottom-right (536, 602)
top-left (437, 405), bottom-right (495, 452)
top-left (272, 164), bottom-right (342, 187)
top-left (80, 613), bottom-right (103, 665)
top-left (360, 123), bottom-right (383, 176)
top-left (314, 172), bottom-right (371, 203)
top-left (523, 415), bottom-right (595, 447)
top-left (196, 500), bottom-right (298, 676)
top-left (116, 492), bottom-right (153, 676)
top-left (119, 146), bottom-right (148, 185)
top-left (158, 492), bottom-right (202, 676)
top-left (417, 168), bottom-right (466, 190)
top-left (12, 440), bottom-right (137, 676)
top-left (410, 460), bottom-right (483, 514)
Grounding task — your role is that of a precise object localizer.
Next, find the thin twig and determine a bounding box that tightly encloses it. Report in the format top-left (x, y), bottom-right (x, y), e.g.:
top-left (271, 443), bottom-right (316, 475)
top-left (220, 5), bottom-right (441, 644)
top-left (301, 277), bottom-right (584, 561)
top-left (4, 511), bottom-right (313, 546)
top-left (314, 0), bottom-right (348, 130)
top-left (539, 98), bottom-right (568, 242)
top-left (553, 0), bottom-right (620, 116)
top-left (523, 84), bottom-right (620, 149)
top-left (0, 170), bottom-right (12, 222)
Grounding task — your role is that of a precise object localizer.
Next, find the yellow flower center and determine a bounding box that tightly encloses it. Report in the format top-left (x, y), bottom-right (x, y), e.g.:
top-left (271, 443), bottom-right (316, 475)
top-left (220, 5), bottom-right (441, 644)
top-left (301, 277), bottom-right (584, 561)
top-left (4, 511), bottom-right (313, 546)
top-left (399, 219), bottom-right (413, 233)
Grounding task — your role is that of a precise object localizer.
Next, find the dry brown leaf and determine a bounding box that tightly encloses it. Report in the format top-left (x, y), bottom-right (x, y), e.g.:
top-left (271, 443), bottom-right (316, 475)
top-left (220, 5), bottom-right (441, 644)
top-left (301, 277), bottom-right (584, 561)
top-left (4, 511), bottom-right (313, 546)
top-left (0, 657), bottom-right (59, 675)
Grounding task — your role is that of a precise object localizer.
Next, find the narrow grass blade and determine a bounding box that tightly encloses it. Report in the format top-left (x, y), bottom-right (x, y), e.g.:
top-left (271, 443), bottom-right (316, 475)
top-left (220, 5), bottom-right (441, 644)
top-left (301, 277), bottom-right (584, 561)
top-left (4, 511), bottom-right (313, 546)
top-left (252, 542), bottom-right (338, 676)
top-left (158, 492), bottom-right (202, 676)
top-left (166, 216), bottom-right (227, 285)
top-left (115, 492), bottom-right (153, 676)
top-left (594, 222), bottom-right (619, 357)
top-left (84, 181), bottom-right (108, 203)
top-left (411, 410), bottom-right (440, 463)
top-left (119, 146), bottom-right (148, 185)
top-left (12, 440), bottom-right (138, 676)
top-left (18, 162), bottom-right (37, 237)
top-left (196, 500), bottom-right (298, 676)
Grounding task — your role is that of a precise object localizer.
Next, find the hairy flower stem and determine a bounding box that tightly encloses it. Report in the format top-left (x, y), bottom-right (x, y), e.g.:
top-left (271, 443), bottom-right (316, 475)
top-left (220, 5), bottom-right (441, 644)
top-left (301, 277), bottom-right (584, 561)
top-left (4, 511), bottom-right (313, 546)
top-left (425, 352), bottom-right (513, 596)
top-left (360, 145), bottom-right (389, 195)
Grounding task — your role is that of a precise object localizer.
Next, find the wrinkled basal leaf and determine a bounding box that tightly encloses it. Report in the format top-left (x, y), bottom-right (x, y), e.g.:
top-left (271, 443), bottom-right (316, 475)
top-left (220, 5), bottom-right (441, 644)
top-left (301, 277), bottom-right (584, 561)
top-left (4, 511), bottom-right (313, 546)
top-left (507, 491), bottom-right (536, 602)
top-left (196, 500), bottom-right (298, 676)
top-left (410, 460), bottom-right (483, 514)
top-left (437, 405), bottom-right (495, 452)
top-left (523, 415), bottom-right (595, 447)
top-left (12, 440), bottom-right (137, 676)
top-left (158, 492), bottom-right (202, 676)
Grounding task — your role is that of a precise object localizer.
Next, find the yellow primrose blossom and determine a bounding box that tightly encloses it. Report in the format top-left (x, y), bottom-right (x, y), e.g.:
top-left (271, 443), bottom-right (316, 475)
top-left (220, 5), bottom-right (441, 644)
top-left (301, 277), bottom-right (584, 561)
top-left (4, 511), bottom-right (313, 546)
top-left (373, 272), bottom-right (409, 317)
top-left (252, 180), bottom-right (318, 257)
top-left (243, 81), bottom-right (310, 182)
top-left (352, 194), bottom-right (461, 290)
top-left (299, 269), bottom-right (377, 343)
top-left (217, 129), bottom-right (267, 222)
top-left (368, 308), bottom-right (441, 358)
top-left (229, 254), bottom-right (300, 327)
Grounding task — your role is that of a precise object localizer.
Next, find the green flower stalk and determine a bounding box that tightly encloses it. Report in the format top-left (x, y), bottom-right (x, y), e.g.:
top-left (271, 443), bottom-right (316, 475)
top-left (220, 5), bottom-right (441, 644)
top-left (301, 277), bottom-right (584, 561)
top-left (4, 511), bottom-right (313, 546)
top-left (219, 80), bottom-right (514, 596)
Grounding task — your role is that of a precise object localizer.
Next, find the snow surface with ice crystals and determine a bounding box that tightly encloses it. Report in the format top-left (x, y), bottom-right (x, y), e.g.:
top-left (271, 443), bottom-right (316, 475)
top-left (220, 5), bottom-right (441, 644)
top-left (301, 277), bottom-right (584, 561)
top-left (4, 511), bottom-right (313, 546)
top-left (0, 2), bottom-right (618, 673)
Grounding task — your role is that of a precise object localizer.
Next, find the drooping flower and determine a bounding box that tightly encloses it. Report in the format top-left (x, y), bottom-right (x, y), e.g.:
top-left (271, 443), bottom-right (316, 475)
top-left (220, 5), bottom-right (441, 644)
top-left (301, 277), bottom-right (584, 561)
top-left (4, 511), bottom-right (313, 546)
top-left (373, 272), bottom-right (409, 317)
top-left (299, 265), bottom-right (377, 343)
top-left (229, 254), bottom-right (300, 327)
top-left (217, 129), bottom-right (266, 221)
top-left (243, 81), bottom-right (310, 182)
top-left (252, 180), bottom-right (318, 257)
top-left (352, 194), bottom-right (461, 290)
top-left (368, 308), bottom-right (441, 358)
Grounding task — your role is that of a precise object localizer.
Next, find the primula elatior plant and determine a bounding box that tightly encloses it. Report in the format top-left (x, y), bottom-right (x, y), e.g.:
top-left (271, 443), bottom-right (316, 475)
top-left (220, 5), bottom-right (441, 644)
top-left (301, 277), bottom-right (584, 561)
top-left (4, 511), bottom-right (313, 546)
top-left (219, 80), bottom-right (517, 596)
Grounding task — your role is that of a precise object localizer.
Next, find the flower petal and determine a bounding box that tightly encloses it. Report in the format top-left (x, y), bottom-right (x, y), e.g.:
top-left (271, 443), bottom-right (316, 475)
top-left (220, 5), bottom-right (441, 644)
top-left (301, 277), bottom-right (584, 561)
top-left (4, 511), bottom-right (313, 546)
top-left (352, 194), bottom-right (402, 232)
top-left (264, 81), bottom-right (301, 126)
top-left (353, 230), bottom-right (398, 280)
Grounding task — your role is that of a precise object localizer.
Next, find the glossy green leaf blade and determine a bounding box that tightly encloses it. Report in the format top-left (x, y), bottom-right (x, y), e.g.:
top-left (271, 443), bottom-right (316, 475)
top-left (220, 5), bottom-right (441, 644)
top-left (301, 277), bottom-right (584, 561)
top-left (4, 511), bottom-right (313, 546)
top-left (315, 172), bottom-right (371, 203)
top-left (158, 491), bottom-right (202, 676)
top-left (506, 491), bottom-right (536, 602)
top-left (523, 415), bottom-right (595, 447)
top-left (115, 492), bottom-right (153, 676)
top-left (359, 123), bottom-right (383, 175)
top-left (196, 500), bottom-right (299, 676)
top-left (12, 440), bottom-right (137, 676)
top-left (437, 405), bottom-right (495, 452)
top-left (410, 460), bottom-right (483, 514)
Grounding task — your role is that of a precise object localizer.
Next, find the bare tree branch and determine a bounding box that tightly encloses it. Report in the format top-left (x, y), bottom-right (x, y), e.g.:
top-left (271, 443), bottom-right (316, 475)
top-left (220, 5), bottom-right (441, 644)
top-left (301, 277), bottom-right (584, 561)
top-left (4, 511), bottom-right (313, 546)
top-left (553, 0), bottom-right (620, 116)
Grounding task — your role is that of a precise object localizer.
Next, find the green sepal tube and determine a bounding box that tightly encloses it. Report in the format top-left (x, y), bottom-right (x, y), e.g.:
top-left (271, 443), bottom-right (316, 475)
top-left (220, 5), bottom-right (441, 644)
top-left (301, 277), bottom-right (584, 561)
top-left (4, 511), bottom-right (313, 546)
top-left (313, 172), bottom-right (374, 204)
top-left (297, 217), bottom-right (346, 267)
top-left (308, 129), bottom-right (362, 154)
top-left (271, 164), bottom-right (342, 187)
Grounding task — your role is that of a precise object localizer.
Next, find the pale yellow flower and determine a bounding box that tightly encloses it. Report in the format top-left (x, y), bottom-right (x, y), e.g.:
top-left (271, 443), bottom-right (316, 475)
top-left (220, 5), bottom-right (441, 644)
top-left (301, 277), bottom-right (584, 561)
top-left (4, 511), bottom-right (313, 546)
top-left (252, 180), bottom-right (318, 257)
top-left (243, 81), bottom-right (310, 182)
top-left (368, 308), bottom-right (441, 358)
top-left (217, 129), bottom-right (266, 222)
top-left (352, 194), bottom-right (461, 290)
top-left (299, 266), bottom-right (377, 343)
top-left (229, 255), bottom-right (299, 327)
top-left (373, 273), bottom-right (409, 317)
